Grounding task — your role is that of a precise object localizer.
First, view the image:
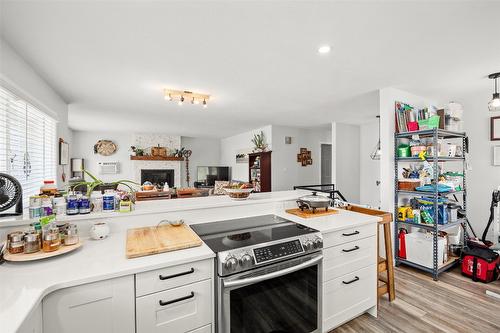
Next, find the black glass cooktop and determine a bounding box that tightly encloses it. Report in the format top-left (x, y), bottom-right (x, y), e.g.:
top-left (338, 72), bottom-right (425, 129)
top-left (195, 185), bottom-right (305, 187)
top-left (190, 215), bottom-right (317, 253)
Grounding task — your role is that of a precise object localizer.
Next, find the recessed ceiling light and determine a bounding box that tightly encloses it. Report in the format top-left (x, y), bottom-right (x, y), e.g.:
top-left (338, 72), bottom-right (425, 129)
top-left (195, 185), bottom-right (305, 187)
top-left (318, 45), bottom-right (331, 54)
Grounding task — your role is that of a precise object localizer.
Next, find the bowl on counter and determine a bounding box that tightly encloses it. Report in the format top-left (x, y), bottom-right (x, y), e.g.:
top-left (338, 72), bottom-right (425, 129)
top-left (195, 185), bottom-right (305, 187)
top-left (224, 187), bottom-right (254, 200)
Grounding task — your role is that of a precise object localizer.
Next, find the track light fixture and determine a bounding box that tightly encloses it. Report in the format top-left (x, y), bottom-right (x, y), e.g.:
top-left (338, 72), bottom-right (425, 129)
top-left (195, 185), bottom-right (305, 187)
top-left (163, 89), bottom-right (210, 108)
top-left (488, 72), bottom-right (500, 112)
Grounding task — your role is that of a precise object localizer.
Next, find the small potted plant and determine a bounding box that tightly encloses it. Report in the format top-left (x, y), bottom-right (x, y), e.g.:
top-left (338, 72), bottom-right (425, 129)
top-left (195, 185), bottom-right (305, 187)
top-left (130, 146), bottom-right (144, 156)
top-left (251, 131), bottom-right (268, 152)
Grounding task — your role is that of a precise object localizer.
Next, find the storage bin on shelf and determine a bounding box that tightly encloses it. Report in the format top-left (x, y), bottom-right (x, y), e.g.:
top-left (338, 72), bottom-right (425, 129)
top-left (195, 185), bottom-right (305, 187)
top-left (417, 197), bottom-right (448, 225)
top-left (405, 232), bottom-right (447, 269)
top-left (398, 179), bottom-right (421, 191)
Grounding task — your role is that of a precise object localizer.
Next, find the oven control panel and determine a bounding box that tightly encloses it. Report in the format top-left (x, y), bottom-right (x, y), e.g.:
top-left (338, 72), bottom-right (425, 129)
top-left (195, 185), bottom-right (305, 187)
top-left (218, 233), bottom-right (323, 276)
top-left (253, 240), bottom-right (304, 263)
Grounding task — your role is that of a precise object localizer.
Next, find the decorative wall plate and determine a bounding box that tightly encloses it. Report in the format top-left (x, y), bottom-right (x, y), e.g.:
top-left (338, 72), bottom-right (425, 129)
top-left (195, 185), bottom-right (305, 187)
top-left (94, 140), bottom-right (117, 156)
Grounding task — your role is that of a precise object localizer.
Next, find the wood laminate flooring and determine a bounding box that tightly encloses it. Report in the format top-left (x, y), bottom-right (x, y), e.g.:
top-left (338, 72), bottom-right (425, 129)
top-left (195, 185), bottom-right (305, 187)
top-left (332, 266), bottom-right (500, 333)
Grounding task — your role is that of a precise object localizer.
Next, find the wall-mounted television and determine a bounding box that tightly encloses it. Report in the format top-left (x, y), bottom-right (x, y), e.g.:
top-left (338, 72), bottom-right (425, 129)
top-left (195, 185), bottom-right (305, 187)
top-left (197, 166), bottom-right (230, 186)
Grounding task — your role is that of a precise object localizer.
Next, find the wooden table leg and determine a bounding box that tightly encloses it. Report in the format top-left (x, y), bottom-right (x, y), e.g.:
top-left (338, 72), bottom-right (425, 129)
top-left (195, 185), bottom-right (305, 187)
top-left (384, 223), bottom-right (395, 301)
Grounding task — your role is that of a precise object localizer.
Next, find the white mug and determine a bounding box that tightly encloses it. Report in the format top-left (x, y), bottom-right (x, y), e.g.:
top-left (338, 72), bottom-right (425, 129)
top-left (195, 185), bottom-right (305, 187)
top-left (90, 222), bottom-right (110, 240)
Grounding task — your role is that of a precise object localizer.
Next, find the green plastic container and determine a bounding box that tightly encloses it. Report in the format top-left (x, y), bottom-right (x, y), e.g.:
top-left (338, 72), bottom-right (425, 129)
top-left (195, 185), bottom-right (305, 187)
top-left (418, 115), bottom-right (440, 130)
top-left (397, 144), bottom-right (411, 157)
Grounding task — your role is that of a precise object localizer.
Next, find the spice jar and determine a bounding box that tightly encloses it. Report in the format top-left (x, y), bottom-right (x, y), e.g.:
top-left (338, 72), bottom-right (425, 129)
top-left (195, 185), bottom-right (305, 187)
top-left (64, 224), bottom-right (79, 246)
top-left (24, 230), bottom-right (41, 254)
top-left (42, 226), bottom-right (61, 252)
top-left (7, 231), bottom-right (25, 254)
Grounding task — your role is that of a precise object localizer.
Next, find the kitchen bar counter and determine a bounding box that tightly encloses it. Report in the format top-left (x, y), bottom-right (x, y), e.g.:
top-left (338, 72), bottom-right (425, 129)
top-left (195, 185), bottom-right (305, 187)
top-left (280, 208), bottom-right (381, 233)
top-left (0, 190), bottom-right (381, 333)
top-left (0, 190), bottom-right (311, 227)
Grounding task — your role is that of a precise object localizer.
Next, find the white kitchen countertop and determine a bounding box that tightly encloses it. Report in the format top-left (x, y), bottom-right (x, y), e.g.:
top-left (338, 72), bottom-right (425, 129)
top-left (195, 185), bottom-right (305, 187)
top-left (0, 228), bottom-right (215, 333)
top-left (0, 190), bottom-right (382, 333)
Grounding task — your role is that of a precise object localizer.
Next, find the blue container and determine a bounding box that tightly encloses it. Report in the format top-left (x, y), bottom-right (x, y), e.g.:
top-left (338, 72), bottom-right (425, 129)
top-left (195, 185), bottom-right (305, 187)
top-left (66, 195), bottom-right (79, 215)
top-left (419, 204), bottom-right (448, 225)
top-left (79, 196), bottom-right (91, 214)
top-left (103, 192), bottom-right (115, 212)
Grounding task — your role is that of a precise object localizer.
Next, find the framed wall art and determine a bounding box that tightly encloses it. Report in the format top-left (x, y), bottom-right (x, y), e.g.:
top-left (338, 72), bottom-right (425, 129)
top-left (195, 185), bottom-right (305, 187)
top-left (491, 116), bottom-right (500, 141)
top-left (494, 146), bottom-right (500, 166)
top-left (59, 138), bottom-right (69, 165)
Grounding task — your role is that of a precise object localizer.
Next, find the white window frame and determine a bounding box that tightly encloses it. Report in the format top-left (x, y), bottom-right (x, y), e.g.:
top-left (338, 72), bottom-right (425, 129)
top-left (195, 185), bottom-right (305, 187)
top-left (0, 85), bottom-right (57, 207)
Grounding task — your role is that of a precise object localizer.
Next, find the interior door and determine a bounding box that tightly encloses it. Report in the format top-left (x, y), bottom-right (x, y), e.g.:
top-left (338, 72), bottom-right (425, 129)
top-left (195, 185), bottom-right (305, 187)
top-left (321, 144), bottom-right (332, 185)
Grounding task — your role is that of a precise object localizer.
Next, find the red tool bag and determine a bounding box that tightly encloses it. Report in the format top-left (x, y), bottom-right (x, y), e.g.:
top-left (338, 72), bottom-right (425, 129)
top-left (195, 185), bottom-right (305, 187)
top-left (461, 247), bottom-right (499, 283)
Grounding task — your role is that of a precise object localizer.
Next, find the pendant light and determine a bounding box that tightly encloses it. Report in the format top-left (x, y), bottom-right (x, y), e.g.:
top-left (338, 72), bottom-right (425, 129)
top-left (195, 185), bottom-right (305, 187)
top-left (488, 72), bottom-right (500, 112)
top-left (370, 115), bottom-right (381, 160)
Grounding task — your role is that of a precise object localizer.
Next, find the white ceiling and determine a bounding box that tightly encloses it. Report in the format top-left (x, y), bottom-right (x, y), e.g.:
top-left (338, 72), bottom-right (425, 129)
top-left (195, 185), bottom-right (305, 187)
top-left (1, 1), bottom-right (499, 137)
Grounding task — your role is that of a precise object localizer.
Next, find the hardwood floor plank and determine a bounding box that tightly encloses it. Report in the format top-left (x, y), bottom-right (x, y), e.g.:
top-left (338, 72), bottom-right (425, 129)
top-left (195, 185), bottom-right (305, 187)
top-left (330, 266), bottom-right (500, 333)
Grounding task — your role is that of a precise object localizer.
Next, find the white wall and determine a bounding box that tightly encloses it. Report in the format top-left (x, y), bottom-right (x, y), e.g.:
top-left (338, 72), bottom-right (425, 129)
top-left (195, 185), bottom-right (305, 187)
top-left (458, 93), bottom-right (500, 236)
top-left (220, 125), bottom-right (272, 182)
top-left (71, 131), bottom-right (221, 187)
top-left (272, 125), bottom-right (331, 191)
top-left (180, 137), bottom-right (221, 187)
top-left (360, 120), bottom-right (381, 207)
top-left (332, 122), bottom-right (361, 203)
top-left (71, 131), bottom-right (134, 182)
top-left (0, 38), bottom-right (71, 186)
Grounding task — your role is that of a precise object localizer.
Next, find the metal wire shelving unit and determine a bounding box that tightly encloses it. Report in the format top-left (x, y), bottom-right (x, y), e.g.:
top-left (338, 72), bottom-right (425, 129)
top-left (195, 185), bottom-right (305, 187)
top-left (394, 128), bottom-right (467, 281)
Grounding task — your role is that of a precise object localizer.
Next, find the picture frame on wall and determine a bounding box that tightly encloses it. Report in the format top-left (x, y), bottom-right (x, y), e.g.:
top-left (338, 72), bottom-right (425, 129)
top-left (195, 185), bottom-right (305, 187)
top-left (59, 139), bottom-right (69, 165)
top-left (494, 146), bottom-right (500, 166)
top-left (491, 116), bottom-right (500, 141)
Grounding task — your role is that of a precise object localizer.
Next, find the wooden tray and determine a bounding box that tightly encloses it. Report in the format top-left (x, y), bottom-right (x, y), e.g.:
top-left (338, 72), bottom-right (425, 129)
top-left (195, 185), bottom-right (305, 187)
top-left (4, 241), bottom-right (83, 262)
top-left (126, 224), bottom-right (202, 259)
top-left (285, 208), bottom-right (339, 218)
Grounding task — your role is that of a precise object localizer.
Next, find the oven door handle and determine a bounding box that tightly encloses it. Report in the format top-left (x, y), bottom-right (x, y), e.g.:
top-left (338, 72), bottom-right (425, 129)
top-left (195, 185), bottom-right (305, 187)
top-left (223, 254), bottom-right (323, 288)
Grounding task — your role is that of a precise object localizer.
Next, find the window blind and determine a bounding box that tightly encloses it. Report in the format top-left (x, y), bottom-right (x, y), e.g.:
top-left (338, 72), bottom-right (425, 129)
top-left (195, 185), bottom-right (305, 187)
top-left (0, 86), bottom-right (57, 206)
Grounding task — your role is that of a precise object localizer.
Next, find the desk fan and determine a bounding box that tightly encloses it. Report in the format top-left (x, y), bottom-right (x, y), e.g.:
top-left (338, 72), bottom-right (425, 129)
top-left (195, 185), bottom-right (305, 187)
top-left (0, 173), bottom-right (23, 216)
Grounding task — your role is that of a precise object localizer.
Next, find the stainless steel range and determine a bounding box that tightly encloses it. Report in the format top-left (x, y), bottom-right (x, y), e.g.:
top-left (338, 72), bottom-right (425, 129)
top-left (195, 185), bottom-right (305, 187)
top-left (191, 214), bottom-right (323, 333)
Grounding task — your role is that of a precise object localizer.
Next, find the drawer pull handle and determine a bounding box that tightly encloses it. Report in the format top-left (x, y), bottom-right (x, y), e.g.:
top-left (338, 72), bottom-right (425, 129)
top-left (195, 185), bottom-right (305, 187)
top-left (342, 246), bottom-right (360, 253)
top-left (342, 231), bottom-right (360, 237)
top-left (159, 292), bottom-right (195, 306)
top-left (342, 276), bottom-right (360, 285)
top-left (159, 268), bottom-right (195, 280)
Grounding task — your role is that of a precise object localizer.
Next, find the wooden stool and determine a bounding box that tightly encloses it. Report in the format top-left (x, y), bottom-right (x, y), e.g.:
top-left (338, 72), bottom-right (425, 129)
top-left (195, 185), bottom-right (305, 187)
top-left (343, 205), bottom-right (395, 302)
top-left (377, 218), bottom-right (395, 302)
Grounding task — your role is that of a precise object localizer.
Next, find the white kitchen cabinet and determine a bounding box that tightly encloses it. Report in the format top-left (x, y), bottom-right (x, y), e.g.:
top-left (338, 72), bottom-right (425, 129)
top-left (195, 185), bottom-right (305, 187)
top-left (323, 264), bottom-right (376, 330)
top-left (321, 223), bottom-right (377, 332)
top-left (136, 259), bottom-right (212, 297)
top-left (17, 304), bottom-right (42, 333)
top-left (136, 278), bottom-right (212, 333)
top-left (43, 275), bottom-right (135, 333)
top-left (323, 235), bottom-right (376, 281)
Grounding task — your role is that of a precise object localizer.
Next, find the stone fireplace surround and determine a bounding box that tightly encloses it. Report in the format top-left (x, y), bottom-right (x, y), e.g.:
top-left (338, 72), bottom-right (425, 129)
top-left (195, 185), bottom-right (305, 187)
top-left (132, 133), bottom-right (181, 188)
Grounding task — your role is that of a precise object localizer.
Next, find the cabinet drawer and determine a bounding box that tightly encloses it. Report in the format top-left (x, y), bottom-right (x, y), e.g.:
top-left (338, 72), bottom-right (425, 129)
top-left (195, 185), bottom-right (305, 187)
top-left (323, 223), bottom-right (376, 248)
top-left (323, 236), bottom-right (376, 281)
top-left (43, 275), bottom-right (135, 333)
top-left (188, 324), bottom-right (212, 333)
top-left (136, 279), bottom-right (212, 333)
top-left (323, 265), bottom-right (376, 331)
top-left (136, 259), bottom-right (213, 297)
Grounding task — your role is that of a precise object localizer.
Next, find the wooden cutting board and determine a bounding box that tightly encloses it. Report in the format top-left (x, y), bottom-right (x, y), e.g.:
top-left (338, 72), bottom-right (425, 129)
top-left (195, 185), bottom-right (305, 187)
top-left (126, 224), bottom-right (202, 259)
top-left (285, 208), bottom-right (339, 218)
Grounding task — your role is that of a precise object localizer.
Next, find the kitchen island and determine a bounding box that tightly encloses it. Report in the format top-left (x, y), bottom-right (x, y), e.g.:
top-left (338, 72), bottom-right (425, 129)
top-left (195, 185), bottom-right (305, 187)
top-left (0, 190), bottom-right (381, 333)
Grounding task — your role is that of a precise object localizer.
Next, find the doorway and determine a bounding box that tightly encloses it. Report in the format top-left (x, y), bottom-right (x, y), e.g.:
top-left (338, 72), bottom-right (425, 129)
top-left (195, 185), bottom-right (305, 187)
top-left (320, 143), bottom-right (332, 185)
